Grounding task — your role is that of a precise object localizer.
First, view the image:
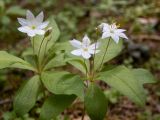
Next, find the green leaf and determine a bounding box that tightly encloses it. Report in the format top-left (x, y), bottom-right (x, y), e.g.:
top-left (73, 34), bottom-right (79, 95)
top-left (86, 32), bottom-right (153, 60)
top-left (99, 66), bottom-right (147, 106)
top-left (14, 75), bottom-right (41, 116)
top-left (85, 83), bottom-right (108, 120)
top-left (0, 1), bottom-right (5, 13)
top-left (22, 48), bottom-right (37, 68)
top-left (44, 53), bottom-right (66, 70)
top-left (3, 111), bottom-right (17, 120)
top-left (132, 68), bottom-right (156, 84)
top-left (94, 38), bottom-right (123, 70)
top-left (1, 16), bottom-right (10, 25)
top-left (6, 6), bottom-right (26, 16)
top-left (52, 41), bottom-right (72, 52)
top-left (66, 58), bottom-right (89, 74)
top-left (40, 94), bottom-right (75, 120)
top-left (41, 71), bottom-right (84, 99)
top-left (0, 51), bottom-right (36, 71)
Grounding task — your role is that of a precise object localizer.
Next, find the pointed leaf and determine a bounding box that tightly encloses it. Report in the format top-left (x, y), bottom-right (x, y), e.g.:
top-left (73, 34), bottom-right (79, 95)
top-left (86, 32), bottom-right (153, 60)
top-left (85, 83), bottom-right (108, 120)
top-left (44, 53), bottom-right (66, 70)
top-left (99, 66), bottom-right (148, 106)
top-left (67, 58), bottom-right (89, 74)
top-left (132, 68), bottom-right (156, 84)
top-left (41, 71), bottom-right (84, 99)
top-left (14, 75), bottom-right (41, 116)
top-left (40, 94), bottom-right (75, 120)
top-left (0, 51), bottom-right (36, 71)
top-left (6, 6), bottom-right (26, 16)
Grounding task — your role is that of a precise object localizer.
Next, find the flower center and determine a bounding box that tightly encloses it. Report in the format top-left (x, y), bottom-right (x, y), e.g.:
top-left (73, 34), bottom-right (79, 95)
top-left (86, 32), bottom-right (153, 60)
top-left (31, 25), bottom-right (36, 30)
top-left (83, 48), bottom-right (88, 51)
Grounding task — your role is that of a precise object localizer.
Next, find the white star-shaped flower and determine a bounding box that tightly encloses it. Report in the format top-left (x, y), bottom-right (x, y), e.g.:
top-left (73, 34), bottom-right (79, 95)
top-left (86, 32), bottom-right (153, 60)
top-left (70, 35), bottom-right (100, 59)
top-left (17, 10), bottom-right (49, 37)
top-left (99, 23), bottom-right (128, 44)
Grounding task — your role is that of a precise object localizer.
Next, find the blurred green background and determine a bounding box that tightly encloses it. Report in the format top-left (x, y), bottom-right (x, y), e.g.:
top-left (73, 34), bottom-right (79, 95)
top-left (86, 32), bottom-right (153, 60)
top-left (0, 0), bottom-right (160, 120)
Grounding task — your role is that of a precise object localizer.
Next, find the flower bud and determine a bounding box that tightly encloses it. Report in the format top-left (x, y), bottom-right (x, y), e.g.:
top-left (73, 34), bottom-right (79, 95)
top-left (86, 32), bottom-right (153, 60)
top-left (44, 27), bottom-right (52, 37)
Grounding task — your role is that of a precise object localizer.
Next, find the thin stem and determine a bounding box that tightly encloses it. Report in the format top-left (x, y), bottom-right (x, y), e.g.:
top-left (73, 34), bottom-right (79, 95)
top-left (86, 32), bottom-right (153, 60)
top-left (39, 74), bottom-right (46, 98)
top-left (32, 37), bottom-right (35, 54)
top-left (81, 107), bottom-right (85, 120)
top-left (82, 59), bottom-right (87, 120)
top-left (83, 59), bottom-right (88, 76)
top-left (43, 36), bottom-right (52, 60)
top-left (92, 28), bottom-right (100, 80)
top-left (98, 37), bottom-right (111, 71)
top-left (38, 37), bottom-right (45, 61)
top-left (44, 39), bottom-right (49, 58)
top-left (92, 39), bottom-right (98, 81)
top-left (40, 39), bottom-right (50, 70)
top-left (83, 59), bottom-right (89, 87)
top-left (93, 39), bottom-right (98, 72)
top-left (31, 37), bottom-right (39, 72)
top-left (89, 57), bottom-right (94, 81)
top-left (41, 38), bottom-right (56, 69)
top-left (37, 37), bottom-right (45, 72)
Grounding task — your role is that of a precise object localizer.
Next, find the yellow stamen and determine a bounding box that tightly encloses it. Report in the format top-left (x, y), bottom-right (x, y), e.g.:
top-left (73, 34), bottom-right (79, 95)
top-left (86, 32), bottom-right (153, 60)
top-left (117, 24), bottom-right (121, 28)
top-left (83, 48), bottom-right (88, 51)
top-left (31, 25), bottom-right (36, 29)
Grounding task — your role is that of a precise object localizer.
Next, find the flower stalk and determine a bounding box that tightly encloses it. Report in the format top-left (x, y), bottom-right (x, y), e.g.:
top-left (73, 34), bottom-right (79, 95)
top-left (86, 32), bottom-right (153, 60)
top-left (98, 37), bottom-right (111, 71)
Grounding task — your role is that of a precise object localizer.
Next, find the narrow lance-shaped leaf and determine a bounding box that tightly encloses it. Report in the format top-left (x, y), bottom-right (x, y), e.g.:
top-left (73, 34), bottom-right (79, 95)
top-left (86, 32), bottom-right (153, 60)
top-left (14, 75), bottom-right (41, 116)
top-left (99, 66), bottom-right (148, 106)
top-left (40, 94), bottom-right (75, 120)
top-left (85, 83), bottom-right (108, 120)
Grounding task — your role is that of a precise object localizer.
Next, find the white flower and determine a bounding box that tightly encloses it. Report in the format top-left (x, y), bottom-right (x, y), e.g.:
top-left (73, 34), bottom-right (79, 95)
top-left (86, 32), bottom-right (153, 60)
top-left (70, 35), bottom-right (100, 59)
top-left (99, 23), bottom-right (128, 44)
top-left (17, 10), bottom-right (49, 37)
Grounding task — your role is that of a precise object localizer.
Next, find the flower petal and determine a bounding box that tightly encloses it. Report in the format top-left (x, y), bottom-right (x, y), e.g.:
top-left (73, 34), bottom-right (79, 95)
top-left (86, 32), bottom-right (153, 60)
top-left (17, 18), bottom-right (28, 26)
top-left (34, 29), bottom-right (45, 35)
top-left (116, 29), bottom-right (126, 33)
top-left (88, 48), bottom-right (100, 54)
top-left (102, 24), bottom-right (110, 33)
top-left (111, 34), bottom-right (120, 44)
top-left (18, 26), bottom-right (31, 33)
top-left (89, 42), bottom-right (100, 49)
top-left (82, 35), bottom-right (91, 47)
top-left (26, 10), bottom-right (35, 20)
top-left (27, 31), bottom-right (36, 37)
top-left (71, 49), bottom-right (82, 56)
top-left (38, 21), bottom-right (49, 29)
top-left (118, 33), bottom-right (128, 39)
top-left (36, 11), bottom-right (44, 23)
top-left (82, 51), bottom-right (91, 59)
top-left (102, 32), bottom-right (111, 39)
top-left (70, 39), bottom-right (82, 48)
top-left (99, 23), bottom-right (109, 32)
